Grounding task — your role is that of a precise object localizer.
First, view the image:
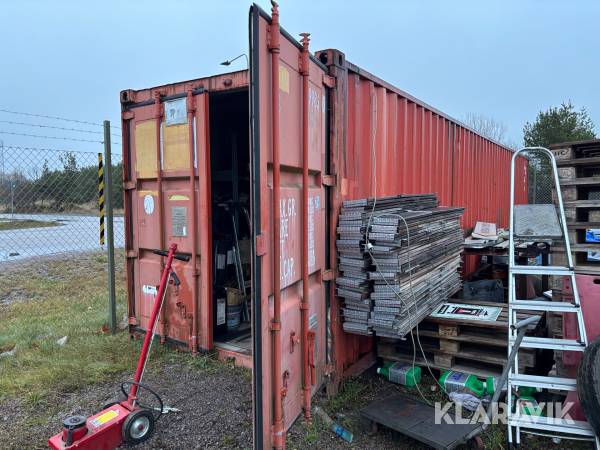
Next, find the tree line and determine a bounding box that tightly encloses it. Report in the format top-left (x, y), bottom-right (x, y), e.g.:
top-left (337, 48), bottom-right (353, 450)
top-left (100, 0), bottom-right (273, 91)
top-left (0, 152), bottom-right (123, 213)
top-left (466, 101), bottom-right (596, 203)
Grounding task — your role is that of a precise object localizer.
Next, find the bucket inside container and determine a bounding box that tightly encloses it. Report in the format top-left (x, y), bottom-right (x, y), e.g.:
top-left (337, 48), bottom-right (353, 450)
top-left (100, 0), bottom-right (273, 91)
top-left (227, 303), bottom-right (243, 329)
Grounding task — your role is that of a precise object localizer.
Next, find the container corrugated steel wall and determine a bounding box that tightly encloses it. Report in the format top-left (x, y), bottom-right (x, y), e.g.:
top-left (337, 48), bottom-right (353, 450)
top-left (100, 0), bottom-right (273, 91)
top-left (317, 49), bottom-right (528, 380)
top-left (342, 60), bottom-right (527, 227)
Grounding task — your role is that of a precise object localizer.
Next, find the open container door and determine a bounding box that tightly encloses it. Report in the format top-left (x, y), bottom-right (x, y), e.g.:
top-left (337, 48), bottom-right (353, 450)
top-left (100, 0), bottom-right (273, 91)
top-left (121, 87), bottom-right (212, 353)
top-left (249, 3), bottom-right (330, 448)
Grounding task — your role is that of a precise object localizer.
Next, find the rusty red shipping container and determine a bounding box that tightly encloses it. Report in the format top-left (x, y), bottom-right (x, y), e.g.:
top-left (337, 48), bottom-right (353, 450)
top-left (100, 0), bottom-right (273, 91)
top-left (120, 4), bottom-right (527, 449)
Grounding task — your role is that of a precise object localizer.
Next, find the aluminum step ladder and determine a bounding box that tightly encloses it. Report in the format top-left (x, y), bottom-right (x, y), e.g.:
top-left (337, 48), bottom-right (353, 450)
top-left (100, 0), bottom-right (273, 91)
top-left (507, 146), bottom-right (599, 448)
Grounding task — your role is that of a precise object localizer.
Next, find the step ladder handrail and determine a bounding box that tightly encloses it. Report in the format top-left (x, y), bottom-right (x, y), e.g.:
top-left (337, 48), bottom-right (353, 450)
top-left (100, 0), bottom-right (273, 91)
top-left (509, 146), bottom-right (574, 269)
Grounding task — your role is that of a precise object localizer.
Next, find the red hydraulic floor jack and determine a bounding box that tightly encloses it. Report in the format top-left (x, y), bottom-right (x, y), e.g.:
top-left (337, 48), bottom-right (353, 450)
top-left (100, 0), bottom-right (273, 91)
top-left (49, 243), bottom-right (189, 449)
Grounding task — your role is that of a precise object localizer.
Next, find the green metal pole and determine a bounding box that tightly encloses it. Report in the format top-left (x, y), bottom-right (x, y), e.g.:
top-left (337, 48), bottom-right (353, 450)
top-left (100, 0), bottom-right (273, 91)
top-left (104, 120), bottom-right (117, 334)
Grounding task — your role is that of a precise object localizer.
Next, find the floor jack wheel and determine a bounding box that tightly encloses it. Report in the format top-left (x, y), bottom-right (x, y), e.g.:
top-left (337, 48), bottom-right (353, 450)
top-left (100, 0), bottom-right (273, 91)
top-left (469, 435), bottom-right (485, 449)
top-left (122, 409), bottom-right (155, 444)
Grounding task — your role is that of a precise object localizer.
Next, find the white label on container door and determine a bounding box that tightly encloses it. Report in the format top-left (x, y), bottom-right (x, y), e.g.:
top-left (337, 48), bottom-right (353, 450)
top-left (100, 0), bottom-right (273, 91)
top-left (164, 98), bottom-right (187, 126)
top-left (171, 206), bottom-right (187, 236)
top-left (226, 249), bottom-right (234, 265)
top-left (217, 298), bottom-right (226, 325)
top-left (143, 284), bottom-right (157, 296)
top-left (144, 195), bottom-right (154, 215)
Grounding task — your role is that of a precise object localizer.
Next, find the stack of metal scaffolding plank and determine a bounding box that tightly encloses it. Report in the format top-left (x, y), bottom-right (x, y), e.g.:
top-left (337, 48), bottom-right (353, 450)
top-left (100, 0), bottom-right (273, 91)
top-left (336, 193), bottom-right (463, 338)
top-left (368, 206), bottom-right (464, 338)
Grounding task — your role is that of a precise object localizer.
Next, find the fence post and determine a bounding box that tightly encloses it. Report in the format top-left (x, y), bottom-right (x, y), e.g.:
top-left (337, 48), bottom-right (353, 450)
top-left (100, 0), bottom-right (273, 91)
top-left (98, 153), bottom-right (105, 246)
top-left (104, 120), bottom-right (117, 334)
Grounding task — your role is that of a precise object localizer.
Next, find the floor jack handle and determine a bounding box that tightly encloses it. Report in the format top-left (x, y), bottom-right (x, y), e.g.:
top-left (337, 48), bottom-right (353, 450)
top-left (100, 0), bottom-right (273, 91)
top-left (481, 316), bottom-right (539, 431)
top-left (128, 243), bottom-right (179, 403)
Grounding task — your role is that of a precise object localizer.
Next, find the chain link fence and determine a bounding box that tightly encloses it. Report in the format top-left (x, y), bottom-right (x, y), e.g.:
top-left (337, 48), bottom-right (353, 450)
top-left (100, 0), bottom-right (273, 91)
top-left (0, 145), bottom-right (124, 263)
top-left (525, 151), bottom-right (554, 204)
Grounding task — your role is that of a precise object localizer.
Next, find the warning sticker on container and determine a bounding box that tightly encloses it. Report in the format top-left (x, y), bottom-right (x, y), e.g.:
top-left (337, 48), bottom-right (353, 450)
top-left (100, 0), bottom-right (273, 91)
top-left (143, 194), bottom-right (154, 215)
top-left (430, 302), bottom-right (502, 322)
top-left (172, 206), bottom-right (187, 236)
top-left (164, 98), bottom-right (187, 126)
top-left (143, 284), bottom-right (157, 296)
top-left (90, 409), bottom-right (119, 428)
top-left (217, 298), bottom-right (226, 326)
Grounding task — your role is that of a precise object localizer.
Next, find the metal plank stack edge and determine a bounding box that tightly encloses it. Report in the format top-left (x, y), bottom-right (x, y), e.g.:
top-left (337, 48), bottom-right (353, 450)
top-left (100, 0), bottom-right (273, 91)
top-left (336, 193), bottom-right (464, 339)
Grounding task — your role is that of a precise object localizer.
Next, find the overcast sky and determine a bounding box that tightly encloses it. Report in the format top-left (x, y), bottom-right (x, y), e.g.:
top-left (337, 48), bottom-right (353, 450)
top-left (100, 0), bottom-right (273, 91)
top-left (1, 0), bottom-right (598, 155)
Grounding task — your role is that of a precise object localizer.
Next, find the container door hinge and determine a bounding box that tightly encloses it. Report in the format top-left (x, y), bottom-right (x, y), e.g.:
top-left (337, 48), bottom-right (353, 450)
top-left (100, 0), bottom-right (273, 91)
top-left (124, 181), bottom-right (136, 190)
top-left (256, 233), bottom-right (267, 256)
top-left (322, 74), bottom-right (335, 88)
top-left (126, 250), bottom-right (138, 259)
top-left (322, 174), bottom-right (336, 187)
top-left (128, 316), bottom-right (138, 326)
top-left (322, 269), bottom-right (335, 281)
top-left (122, 110), bottom-right (134, 120)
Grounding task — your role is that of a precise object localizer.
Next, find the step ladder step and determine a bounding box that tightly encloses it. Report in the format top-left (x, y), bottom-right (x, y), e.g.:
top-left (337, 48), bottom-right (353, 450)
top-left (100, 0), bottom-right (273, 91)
top-left (511, 300), bottom-right (580, 312)
top-left (512, 337), bottom-right (586, 351)
top-left (511, 266), bottom-right (573, 276)
top-left (509, 374), bottom-right (578, 391)
top-left (509, 416), bottom-right (595, 437)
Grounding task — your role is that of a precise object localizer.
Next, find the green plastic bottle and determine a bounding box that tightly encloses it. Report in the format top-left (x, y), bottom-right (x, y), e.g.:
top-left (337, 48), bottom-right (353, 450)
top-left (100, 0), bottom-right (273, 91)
top-left (439, 370), bottom-right (495, 397)
top-left (517, 387), bottom-right (543, 416)
top-left (518, 397), bottom-right (543, 416)
top-left (377, 362), bottom-right (421, 387)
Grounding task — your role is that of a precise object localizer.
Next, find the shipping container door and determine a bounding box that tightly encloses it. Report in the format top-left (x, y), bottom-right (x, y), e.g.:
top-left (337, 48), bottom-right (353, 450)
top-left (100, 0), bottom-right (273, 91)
top-left (249, 5), bottom-right (328, 449)
top-left (124, 90), bottom-right (211, 351)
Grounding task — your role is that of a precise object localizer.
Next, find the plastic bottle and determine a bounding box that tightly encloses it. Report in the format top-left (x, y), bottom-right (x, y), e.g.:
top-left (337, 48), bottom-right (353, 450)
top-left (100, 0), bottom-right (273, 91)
top-left (377, 362), bottom-right (421, 387)
top-left (439, 370), bottom-right (495, 397)
top-left (517, 387), bottom-right (543, 416)
top-left (314, 406), bottom-right (353, 443)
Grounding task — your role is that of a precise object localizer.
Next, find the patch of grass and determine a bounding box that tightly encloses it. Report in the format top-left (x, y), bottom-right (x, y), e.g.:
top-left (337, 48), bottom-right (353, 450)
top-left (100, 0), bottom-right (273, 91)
top-left (0, 219), bottom-right (62, 231)
top-left (304, 416), bottom-right (327, 444)
top-left (0, 250), bottom-right (135, 400)
top-left (326, 378), bottom-right (369, 413)
top-left (220, 433), bottom-right (237, 447)
top-left (23, 391), bottom-right (46, 408)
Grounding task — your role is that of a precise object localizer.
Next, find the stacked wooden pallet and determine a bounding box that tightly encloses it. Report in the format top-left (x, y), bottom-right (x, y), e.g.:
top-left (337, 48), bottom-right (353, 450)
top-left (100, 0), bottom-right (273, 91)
top-left (550, 140), bottom-right (600, 276)
top-left (377, 299), bottom-right (542, 378)
top-left (335, 193), bottom-right (463, 338)
top-left (549, 140), bottom-right (600, 376)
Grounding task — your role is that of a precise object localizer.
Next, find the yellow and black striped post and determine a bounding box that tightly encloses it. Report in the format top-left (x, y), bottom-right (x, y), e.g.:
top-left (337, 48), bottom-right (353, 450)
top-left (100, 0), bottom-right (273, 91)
top-left (98, 153), bottom-right (105, 246)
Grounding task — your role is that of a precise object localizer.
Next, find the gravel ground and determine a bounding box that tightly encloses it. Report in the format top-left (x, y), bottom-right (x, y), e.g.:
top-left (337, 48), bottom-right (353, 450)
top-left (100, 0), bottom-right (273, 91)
top-left (0, 359), bottom-right (252, 450)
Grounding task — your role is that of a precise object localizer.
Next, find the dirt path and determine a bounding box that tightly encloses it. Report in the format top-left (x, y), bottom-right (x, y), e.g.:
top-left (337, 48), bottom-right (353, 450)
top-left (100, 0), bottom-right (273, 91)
top-left (0, 359), bottom-right (252, 450)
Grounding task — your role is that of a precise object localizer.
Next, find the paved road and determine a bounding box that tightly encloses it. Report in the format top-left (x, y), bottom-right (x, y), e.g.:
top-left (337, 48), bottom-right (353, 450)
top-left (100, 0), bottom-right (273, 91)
top-left (0, 213), bottom-right (124, 262)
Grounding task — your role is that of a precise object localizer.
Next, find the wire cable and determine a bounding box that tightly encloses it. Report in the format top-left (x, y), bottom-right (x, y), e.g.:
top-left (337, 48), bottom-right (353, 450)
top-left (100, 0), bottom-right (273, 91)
top-left (0, 107), bottom-right (121, 129)
top-left (0, 119), bottom-right (121, 138)
top-left (0, 131), bottom-right (120, 146)
top-left (362, 93), bottom-right (448, 404)
top-left (366, 213), bottom-right (446, 406)
top-left (2, 144), bottom-right (121, 156)
top-left (0, 130), bottom-right (103, 144)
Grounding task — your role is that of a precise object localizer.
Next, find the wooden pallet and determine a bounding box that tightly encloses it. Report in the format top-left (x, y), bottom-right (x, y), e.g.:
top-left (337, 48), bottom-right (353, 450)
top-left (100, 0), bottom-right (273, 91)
top-left (378, 341), bottom-right (528, 379)
top-left (376, 299), bottom-right (542, 378)
top-left (550, 142), bottom-right (600, 276)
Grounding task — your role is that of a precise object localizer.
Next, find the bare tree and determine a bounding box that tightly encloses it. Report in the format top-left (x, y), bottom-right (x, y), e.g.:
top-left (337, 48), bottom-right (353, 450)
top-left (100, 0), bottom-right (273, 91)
top-left (464, 112), bottom-right (514, 148)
